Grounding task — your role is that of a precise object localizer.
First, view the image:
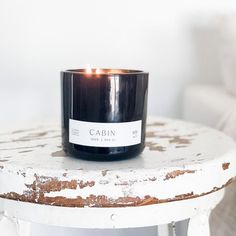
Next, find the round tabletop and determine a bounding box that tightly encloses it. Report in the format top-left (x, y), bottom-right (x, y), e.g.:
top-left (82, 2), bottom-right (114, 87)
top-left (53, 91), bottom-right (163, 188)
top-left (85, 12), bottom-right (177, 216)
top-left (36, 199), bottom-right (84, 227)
top-left (0, 117), bottom-right (235, 208)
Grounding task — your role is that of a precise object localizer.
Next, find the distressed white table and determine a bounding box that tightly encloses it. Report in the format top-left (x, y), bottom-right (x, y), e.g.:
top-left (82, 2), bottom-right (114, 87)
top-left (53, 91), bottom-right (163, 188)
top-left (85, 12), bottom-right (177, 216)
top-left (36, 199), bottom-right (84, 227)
top-left (0, 117), bottom-right (236, 236)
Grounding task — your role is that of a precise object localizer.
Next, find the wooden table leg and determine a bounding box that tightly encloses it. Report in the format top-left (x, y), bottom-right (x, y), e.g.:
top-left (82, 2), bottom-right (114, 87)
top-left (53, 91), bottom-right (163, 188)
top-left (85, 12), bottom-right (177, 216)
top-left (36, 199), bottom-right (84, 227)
top-left (0, 213), bottom-right (19, 236)
top-left (157, 224), bottom-right (170, 236)
top-left (0, 211), bottom-right (31, 236)
top-left (187, 188), bottom-right (225, 236)
top-left (187, 210), bottom-right (211, 236)
top-left (157, 222), bottom-right (177, 236)
top-left (18, 220), bottom-right (31, 236)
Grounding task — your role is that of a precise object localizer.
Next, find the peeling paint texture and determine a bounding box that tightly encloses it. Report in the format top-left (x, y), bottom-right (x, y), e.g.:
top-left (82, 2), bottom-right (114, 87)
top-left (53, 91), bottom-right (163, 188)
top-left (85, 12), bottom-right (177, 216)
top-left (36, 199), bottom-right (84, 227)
top-left (0, 117), bottom-right (236, 208)
top-left (222, 162), bottom-right (230, 170)
top-left (164, 170), bottom-right (196, 181)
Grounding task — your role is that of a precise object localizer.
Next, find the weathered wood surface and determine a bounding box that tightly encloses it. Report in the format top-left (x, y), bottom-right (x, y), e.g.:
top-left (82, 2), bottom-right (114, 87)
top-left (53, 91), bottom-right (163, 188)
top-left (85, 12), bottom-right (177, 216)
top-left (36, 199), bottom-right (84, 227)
top-left (0, 189), bottom-right (225, 229)
top-left (0, 117), bottom-right (235, 208)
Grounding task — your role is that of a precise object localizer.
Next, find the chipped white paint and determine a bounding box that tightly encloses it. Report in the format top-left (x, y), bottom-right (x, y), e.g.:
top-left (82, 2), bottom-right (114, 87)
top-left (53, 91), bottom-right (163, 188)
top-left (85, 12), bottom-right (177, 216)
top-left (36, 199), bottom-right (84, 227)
top-left (0, 189), bottom-right (225, 229)
top-left (0, 117), bottom-right (235, 207)
top-left (0, 117), bottom-right (235, 235)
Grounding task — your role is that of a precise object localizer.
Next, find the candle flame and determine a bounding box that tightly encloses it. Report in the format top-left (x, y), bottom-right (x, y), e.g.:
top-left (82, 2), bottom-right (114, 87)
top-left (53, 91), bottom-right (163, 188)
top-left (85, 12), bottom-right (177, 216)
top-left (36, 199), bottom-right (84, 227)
top-left (85, 64), bottom-right (92, 74)
top-left (95, 68), bottom-right (102, 74)
top-left (85, 65), bottom-right (103, 75)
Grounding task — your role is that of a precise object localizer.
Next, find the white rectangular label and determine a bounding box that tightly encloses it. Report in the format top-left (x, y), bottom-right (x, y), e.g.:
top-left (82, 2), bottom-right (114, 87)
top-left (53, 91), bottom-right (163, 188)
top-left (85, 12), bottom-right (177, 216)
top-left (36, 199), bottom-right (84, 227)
top-left (69, 119), bottom-right (142, 147)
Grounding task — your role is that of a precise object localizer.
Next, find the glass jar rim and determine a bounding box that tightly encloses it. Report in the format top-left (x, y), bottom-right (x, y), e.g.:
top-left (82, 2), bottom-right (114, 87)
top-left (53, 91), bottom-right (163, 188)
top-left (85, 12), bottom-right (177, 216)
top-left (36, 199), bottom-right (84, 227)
top-left (62, 68), bottom-right (148, 75)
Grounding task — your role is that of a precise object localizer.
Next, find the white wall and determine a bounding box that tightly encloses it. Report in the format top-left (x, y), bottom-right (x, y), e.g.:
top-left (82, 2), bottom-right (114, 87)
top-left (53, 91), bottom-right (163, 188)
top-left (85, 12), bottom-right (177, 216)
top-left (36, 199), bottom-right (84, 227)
top-left (1, 0), bottom-right (236, 128)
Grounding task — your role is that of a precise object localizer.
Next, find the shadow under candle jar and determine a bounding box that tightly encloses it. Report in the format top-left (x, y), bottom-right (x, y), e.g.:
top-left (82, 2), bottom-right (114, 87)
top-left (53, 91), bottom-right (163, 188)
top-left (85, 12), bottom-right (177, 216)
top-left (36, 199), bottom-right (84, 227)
top-left (61, 68), bottom-right (149, 161)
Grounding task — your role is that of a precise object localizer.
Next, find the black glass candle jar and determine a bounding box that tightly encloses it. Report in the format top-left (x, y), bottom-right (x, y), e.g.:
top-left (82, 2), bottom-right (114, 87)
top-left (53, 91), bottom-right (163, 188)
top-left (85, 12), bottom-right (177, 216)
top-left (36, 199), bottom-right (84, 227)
top-left (61, 68), bottom-right (148, 161)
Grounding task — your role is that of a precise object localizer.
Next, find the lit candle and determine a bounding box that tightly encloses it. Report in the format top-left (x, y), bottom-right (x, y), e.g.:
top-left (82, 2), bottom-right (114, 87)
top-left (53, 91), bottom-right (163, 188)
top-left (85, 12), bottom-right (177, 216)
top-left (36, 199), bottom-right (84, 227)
top-left (61, 67), bottom-right (149, 161)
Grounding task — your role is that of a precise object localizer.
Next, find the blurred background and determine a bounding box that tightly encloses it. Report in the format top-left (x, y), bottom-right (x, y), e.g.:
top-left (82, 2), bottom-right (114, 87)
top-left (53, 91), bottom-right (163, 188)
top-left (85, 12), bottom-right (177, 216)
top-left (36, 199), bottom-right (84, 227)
top-left (1, 0), bottom-right (236, 235)
top-left (0, 0), bottom-right (236, 127)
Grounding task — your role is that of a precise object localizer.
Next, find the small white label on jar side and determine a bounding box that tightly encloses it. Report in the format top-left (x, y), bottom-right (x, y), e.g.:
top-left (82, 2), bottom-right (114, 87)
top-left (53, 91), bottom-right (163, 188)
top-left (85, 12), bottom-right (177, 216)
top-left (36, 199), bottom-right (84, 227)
top-left (69, 119), bottom-right (142, 147)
